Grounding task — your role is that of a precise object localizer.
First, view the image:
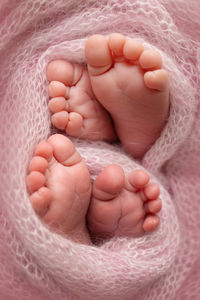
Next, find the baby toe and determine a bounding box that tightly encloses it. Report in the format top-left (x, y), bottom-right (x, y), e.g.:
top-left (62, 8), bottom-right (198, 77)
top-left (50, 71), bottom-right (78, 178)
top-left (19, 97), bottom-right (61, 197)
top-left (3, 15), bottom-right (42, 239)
top-left (85, 34), bottom-right (112, 76)
top-left (46, 60), bottom-right (74, 85)
top-left (28, 156), bottom-right (48, 173)
top-left (144, 198), bottom-right (162, 214)
top-left (144, 69), bottom-right (169, 91)
top-left (48, 81), bottom-right (66, 98)
top-left (144, 183), bottom-right (160, 200)
top-left (143, 214), bottom-right (160, 232)
top-left (27, 142), bottom-right (52, 193)
top-left (65, 112), bottom-right (83, 135)
top-left (26, 171), bottom-right (45, 194)
top-left (108, 33), bottom-right (126, 57)
top-left (48, 134), bottom-right (82, 166)
top-left (92, 164), bottom-right (125, 201)
top-left (30, 187), bottom-right (52, 217)
top-left (51, 111), bottom-right (69, 130)
top-left (128, 169), bottom-right (150, 190)
top-left (123, 39), bottom-right (144, 61)
top-left (34, 141), bottom-right (53, 160)
top-left (88, 164), bottom-right (125, 236)
top-left (48, 97), bottom-right (67, 113)
top-left (139, 49), bottom-right (162, 70)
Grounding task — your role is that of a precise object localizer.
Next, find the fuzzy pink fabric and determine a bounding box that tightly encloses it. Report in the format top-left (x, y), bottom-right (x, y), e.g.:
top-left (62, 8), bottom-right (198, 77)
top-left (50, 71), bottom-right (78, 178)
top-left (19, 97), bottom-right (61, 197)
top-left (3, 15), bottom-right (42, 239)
top-left (0, 1), bottom-right (200, 299)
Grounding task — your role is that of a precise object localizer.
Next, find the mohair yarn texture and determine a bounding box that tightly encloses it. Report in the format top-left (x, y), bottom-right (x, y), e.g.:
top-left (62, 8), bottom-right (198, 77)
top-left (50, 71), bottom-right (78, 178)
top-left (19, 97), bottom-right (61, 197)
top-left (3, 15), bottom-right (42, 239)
top-left (0, 1), bottom-right (199, 299)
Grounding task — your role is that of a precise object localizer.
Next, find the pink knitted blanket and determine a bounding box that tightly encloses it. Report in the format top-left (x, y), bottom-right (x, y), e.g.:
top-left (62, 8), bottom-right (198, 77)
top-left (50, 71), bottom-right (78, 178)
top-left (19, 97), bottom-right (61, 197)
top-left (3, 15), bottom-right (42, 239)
top-left (0, 1), bottom-right (200, 299)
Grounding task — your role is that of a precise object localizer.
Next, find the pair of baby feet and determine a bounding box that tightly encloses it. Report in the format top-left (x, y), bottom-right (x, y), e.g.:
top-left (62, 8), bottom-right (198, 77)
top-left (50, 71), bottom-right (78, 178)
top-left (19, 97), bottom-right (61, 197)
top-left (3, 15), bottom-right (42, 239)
top-left (26, 34), bottom-right (169, 244)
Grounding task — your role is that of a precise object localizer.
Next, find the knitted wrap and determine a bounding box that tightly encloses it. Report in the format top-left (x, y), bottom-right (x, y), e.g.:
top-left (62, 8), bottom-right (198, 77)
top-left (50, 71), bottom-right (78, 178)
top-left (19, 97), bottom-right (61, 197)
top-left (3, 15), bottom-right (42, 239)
top-left (0, 1), bottom-right (199, 299)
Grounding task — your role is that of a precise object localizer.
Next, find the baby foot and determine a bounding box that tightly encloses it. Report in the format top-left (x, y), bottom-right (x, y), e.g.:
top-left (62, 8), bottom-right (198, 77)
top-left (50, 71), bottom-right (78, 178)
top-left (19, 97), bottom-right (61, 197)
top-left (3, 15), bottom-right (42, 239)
top-left (26, 134), bottom-right (92, 244)
top-left (85, 33), bottom-right (169, 158)
top-left (46, 60), bottom-right (115, 141)
top-left (87, 165), bottom-right (162, 239)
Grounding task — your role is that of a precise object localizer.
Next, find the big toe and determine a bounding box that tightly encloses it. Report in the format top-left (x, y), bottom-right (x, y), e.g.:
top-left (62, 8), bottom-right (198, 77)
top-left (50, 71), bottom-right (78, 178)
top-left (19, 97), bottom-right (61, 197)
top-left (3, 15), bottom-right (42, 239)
top-left (92, 164), bottom-right (125, 201)
top-left (85, 34), bottom-right (112, 76)
top-left (48, 134), bottom-right (82, 166)
top-left (46, 60), bottom-right (74, 85)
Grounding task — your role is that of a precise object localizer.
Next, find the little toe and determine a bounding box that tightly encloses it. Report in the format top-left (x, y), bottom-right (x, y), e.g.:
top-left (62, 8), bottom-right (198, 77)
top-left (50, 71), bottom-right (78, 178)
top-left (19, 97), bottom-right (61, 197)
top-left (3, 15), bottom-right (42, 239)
top-left (28, 156), bottom-right (48, 173)
top-left (128, 170), bottom-right (150, 190)
top-left (144, 198), bottom-right (162, 214)
top-left (139, 49), bottom-right (162, 70)
top-left (48, 81), bottom-right (66, 98)
top-left (143, 214), bottom-right (160, 232)
top-left (48, 134), bottom-right (82, 166)
top-left (48, 97), bottom-right (67, 113)
top-left (26, 171), bottom-right (46, 194)
top-left (51, 111), bottom-right (69, 130)
top-left (30, 187), bottom-right (52, 217)
top-left (108, 33), bottom-right (126, 57)
top-left (85, 34), bottom-right (112, 76)
top-left (123, 39), bottom-right (144, 61)
top-left (144, 69), bottom-right (169, 91)
top-left (93, 164), bottom-right (125, 201)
